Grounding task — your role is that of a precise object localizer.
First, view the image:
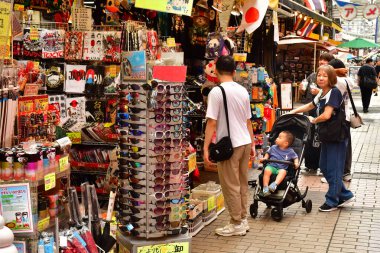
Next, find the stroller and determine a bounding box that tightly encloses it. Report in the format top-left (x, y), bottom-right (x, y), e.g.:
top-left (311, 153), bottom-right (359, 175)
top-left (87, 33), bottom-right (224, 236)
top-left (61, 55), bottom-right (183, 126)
top-left (249, 114), bottom-right (313, 222)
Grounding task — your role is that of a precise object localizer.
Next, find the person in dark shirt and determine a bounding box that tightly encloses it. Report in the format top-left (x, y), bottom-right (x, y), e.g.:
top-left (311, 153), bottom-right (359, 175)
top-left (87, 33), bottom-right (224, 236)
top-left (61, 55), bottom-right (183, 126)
top-left (374, 60), bottom-right (380, 96)
top-left (357, 58), bottom-right (377, 112)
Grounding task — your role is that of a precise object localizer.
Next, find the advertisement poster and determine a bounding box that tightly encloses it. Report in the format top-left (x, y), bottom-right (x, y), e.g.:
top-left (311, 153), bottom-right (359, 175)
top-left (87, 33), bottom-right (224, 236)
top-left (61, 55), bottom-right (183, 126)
top-left (135, 0), bottom-right (193, 16)
top-left (13, 241), bottom-right (26, 253)
top-left (280, 83), bottom-right (293, 110)
top-left (0, 183), bottom-right (34, 233)
top-left (121, 51), bottom-right (146, 81)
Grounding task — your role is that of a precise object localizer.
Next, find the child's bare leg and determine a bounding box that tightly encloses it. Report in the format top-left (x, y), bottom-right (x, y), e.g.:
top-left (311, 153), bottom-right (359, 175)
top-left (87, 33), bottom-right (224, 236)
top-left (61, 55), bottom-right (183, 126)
top-left (263, 167), bottom-right (272, 187)
top-left (275, 169), bottom-right (287, 185)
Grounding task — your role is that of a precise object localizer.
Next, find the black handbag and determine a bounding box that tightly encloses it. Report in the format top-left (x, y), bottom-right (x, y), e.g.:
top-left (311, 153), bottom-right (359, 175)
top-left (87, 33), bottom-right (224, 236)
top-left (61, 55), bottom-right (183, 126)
top-left (209, 86), bottom-right (234, 162)
top-left (317, 102), bottom-right (348, 143)
top-left (362, 76), bottom-right (377, 89)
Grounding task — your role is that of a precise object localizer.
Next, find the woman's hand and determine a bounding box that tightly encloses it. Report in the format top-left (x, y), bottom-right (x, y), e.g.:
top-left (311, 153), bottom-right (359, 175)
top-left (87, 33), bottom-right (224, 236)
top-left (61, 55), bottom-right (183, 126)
top-left (308, 116), bottom-right (315, 123)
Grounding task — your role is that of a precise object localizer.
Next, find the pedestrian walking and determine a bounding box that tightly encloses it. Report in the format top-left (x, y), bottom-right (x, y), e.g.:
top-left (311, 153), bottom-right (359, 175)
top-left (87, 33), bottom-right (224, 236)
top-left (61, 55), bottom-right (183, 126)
top-left (290, 65), bottom-right (354, 211)
top-left (299, 53), bottom-right (335, 172)
top-left (203, 56), bottom-right (255, 236)
top-left (329, 59), bottom-right (356, 182)
top-left (357, 58), bottom-right (377, 113)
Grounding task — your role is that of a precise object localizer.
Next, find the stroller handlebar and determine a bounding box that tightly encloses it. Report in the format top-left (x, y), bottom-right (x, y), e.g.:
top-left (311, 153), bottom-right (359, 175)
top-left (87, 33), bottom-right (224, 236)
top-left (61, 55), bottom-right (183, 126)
top-left (263, 159), bottom-right (294, 166)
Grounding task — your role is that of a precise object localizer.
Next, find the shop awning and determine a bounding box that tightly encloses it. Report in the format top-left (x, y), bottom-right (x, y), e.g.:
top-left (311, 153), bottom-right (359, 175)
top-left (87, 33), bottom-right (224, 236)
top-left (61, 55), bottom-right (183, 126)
top-left (277, 35), bottom-right (317, 45)
top-left (280, 0), bottom-right (341, 30)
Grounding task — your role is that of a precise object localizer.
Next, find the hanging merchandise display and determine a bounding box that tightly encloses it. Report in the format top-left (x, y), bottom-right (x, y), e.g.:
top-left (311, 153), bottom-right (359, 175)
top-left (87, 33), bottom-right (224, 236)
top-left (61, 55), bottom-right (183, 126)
top-left (117, 63), bottom-right (191, 239)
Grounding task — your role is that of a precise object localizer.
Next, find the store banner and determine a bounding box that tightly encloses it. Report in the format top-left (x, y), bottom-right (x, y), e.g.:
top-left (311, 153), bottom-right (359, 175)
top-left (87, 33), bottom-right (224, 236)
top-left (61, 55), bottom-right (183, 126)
top-left (0, 183), bottom-right (34, 233)
top-left (135, 0), bottom-right (193, 16)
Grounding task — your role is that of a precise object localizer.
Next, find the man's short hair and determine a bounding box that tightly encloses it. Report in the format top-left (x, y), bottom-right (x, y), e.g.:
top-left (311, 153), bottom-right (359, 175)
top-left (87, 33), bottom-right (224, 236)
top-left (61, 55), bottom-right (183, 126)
top-left (216, 56), bottom-right (235, 75)
top-left (366, 58), bottom-right (374, 64)
top-left (282, 131), bottom-right (295, 146)
top-left (319, 53), bottom-right (335, 62)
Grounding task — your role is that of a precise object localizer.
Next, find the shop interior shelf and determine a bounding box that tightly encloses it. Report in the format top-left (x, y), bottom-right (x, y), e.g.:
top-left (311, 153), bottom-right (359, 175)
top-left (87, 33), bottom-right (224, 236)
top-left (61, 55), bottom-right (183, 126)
top-left (71, 170), bottom-right (107, 175)
top-left (72, 141), bottom-right (118, 147)
top-left (70, 161), bottom-right (110, 169)
top-left (32, 169), bottom-right (71, 188)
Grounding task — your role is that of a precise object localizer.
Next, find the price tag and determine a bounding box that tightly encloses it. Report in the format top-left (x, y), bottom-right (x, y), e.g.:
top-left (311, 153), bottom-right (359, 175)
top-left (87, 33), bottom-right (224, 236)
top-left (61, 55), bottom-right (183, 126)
top-left (23, 84), bottom-right (39, 96)
top-left (137, 242), bottom-right (189, 253)
top-left (14, 4), bottom-right (24, 11)
top-left (59, 236), bottom-right (68, 247)
top-left (29, 28), bottom-right (39, 41)
top-left (37, 217), bottom-right (50, 231)
top-left (188, 153), bottom-right (197, 173)
top-left (207, 195), bottom-right (216, 212)
top-left (166, 37), bottom-right (176, 47)
top-left (59, 156), bottom-right (69, 172)
top-left (109, 65), bottom-right (117, 77)
top-left (104, 123), bottom-right (114, 127)
top-left (233, 53), bottom-right (247, 62)
top-left (44, 173), bottom-right (56, 191)
top-left (66, 132), bottom-right (81, 144)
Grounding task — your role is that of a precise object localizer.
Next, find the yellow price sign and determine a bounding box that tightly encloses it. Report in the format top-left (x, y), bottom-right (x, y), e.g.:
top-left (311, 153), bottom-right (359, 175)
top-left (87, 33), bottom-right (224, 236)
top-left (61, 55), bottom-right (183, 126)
top-left (166, 37), bottom-right (176, 47)
top-left (59, 156), bottom-right (69, 172)
top-left (44, 173), bottom-right (56, 191)
top-left (188, 153), bottom-right (196, 173)
top-left (207, 195), bottom-right (216, 212)
top-left (137, 242), bottom-right (189, 253)
top-left (30, 28), bottom-right (39, 41)
top-left (37, 217), bottom-right (50, 231)
top-left (233, 53), bottom-right (247, 62)
top-left (67, 132), bottom-right (81, 144)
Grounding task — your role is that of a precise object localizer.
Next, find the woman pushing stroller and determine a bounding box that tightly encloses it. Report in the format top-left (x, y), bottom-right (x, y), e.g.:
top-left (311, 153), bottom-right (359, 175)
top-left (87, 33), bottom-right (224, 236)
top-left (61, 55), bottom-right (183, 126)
top-left (290, 65), bottom-right (355, 212)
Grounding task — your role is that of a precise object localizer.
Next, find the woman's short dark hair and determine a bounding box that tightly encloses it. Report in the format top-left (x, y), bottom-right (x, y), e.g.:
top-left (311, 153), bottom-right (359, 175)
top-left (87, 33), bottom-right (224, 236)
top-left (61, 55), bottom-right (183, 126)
top-left (319, 53), bottom-right (335, 62)
top-left (366, 58), bottom-right (374, 64)
top-left (216, 56), bottom-right (235, 75)
top-left (316, 65), bottom-right (337, 87)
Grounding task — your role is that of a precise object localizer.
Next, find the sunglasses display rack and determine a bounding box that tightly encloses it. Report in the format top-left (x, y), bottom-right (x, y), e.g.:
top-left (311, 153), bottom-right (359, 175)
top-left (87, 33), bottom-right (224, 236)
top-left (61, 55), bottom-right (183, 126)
top-left (117, 65), bottom-right (191, 242)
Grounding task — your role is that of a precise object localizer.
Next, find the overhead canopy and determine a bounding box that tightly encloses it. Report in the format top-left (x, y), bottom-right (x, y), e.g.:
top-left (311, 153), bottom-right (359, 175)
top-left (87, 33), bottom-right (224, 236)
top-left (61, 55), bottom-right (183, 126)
top-left (277, 35), bottom-right (317, 45)
top-left (337, 38), bottom-right (380, 49)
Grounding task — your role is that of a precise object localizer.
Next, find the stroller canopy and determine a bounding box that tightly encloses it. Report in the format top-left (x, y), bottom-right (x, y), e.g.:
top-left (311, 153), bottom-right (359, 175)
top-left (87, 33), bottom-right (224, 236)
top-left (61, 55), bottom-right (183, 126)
top-left (268, 114), bottom-right (312, 144)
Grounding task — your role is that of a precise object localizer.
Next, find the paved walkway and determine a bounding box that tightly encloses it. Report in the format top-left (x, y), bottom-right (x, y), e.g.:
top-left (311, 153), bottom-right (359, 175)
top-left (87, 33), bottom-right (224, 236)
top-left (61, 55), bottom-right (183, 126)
top-left (192, 91), bottom-right (380, 253)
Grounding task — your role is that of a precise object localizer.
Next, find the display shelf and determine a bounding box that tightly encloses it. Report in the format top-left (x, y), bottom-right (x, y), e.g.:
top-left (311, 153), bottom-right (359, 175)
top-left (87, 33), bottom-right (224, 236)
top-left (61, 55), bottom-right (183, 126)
top-left (37, 213), bottom-right (69, 232)
top-left (71, 170), bottom-right (107, 175)
top-left (72, 141), bottom-right (118, 147)
top-left (70, 161), bottom-right (110, 169)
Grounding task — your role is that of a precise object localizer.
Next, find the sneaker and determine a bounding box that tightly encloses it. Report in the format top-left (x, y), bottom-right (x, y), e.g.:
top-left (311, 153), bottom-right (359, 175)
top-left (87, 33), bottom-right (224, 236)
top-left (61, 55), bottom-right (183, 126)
top-left (375, 93), bottom-right (378, 96)
top-left (242, 218), bottom-right (250, 232)
top-left (338, 196), bottom-right (355, 207)
top-left (318, 203), bottom-right (337, 212)
top-left (215, 223), bottom-right (246, 236)
top-left (269, 182), bottom-right (278, 193)
top-left (343, 174), bottom-right (352, 182)
top-left (321, 177), bottom-right (327, 183)
top-left (261, 187), bottom-right (271, 197)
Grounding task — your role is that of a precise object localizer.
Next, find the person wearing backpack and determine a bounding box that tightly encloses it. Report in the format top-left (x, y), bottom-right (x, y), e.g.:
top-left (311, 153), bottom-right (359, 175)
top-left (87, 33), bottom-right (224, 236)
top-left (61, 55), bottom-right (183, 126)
top-left (357, 58), bottom-right (377, 113)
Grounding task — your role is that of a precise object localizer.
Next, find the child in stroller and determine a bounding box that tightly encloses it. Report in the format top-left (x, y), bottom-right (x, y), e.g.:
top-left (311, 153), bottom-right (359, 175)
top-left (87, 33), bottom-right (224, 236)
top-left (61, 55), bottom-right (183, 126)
top-left (260, 131), bottom-right (299, 197)
top-left (249, 114), bottom-right (313, 222)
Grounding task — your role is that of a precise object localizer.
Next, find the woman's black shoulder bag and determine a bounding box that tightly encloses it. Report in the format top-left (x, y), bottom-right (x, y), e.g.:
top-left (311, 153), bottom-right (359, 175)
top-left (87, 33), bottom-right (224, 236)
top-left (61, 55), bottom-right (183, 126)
top-left (317, 99), bottom-right (348, 143)
top-left (209, 86), bottom-right (234, 162)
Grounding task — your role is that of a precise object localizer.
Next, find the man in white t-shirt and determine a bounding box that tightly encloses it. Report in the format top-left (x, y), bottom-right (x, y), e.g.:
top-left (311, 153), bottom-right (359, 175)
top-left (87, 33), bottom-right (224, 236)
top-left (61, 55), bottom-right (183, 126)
top-left (204, 56), bottom-right (255, 237)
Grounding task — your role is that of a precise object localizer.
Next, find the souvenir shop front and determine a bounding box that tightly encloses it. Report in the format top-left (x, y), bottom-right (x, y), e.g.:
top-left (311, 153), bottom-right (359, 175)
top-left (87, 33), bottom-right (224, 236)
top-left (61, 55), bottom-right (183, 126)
top-left (0, 0), bottom-right (281, 252)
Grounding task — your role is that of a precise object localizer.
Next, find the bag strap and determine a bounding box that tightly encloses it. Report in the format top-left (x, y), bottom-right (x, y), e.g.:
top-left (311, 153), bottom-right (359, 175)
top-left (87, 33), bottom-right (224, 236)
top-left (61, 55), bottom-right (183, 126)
top-left (218, 86), bottom-right (230, 137)
top-left (344, 79), bottom-right (359, 117)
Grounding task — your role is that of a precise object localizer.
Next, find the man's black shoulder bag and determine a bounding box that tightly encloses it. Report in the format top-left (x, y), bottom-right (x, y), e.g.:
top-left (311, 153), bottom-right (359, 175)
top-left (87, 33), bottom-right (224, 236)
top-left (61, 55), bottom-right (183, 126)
top-left (209, 86), bottom-right (234, 162)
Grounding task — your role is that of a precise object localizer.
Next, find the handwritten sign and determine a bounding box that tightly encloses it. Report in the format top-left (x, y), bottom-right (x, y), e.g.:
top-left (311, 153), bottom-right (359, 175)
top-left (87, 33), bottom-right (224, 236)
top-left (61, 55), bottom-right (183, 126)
top-left (44, 173), bottom-right (56, 191)
top-left (37, 217), bottom-right (50, 231)
top-left (72, 7), bottom-right (92, 31)
top-left (24, 84), bottom-right (39, 96)
top-left (59, 156), bottom-right (69, 172)
top-left (188, 153), bottom-right (197, 174)
top-left (137, 242), bottom-right (189, 253)
top-left (67, 132), bottom-right (81, 144)
top-left (167, 37), bottom-right (176, 47)
top-left (207, 195), bottom-right (216, 212)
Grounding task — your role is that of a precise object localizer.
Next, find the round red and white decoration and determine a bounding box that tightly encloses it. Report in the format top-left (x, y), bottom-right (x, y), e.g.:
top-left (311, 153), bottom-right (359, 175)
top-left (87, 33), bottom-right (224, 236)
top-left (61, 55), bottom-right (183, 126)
top-left (339, 4), bottom-right (357, 21)
top-left (363, 4), bottom-right (380, 20)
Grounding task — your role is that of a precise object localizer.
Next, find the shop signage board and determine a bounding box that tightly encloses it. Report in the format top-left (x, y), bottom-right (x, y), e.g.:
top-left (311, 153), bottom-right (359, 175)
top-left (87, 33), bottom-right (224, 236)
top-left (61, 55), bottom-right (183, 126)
top-left (137, 242), bottom-right (190, 253)
top-left (280, 82), bottom-right (293, 110)
top-left (339, 4), bottom-right (357, 20)
top-left (135, 0), bottom-right (193, 16)
top-left (363, 4), bottom-right (380, 20)
top-left (0, 183), bottom-right (34, 233)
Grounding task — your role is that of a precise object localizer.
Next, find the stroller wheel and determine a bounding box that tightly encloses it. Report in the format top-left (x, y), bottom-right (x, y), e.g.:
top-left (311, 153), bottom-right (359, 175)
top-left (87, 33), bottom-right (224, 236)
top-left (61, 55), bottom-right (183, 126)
top-left (250, 201), bottom-right (258, 218)
top-left (271, 207), bottom-right (283, 222)
top-left (305, 199), bottom-right (312, 213)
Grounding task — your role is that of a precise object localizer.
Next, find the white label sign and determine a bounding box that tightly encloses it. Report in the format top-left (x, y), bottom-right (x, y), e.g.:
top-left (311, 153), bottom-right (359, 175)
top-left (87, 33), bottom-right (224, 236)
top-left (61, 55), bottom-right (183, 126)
top-left (339, 4), bottom-right (357, 21)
